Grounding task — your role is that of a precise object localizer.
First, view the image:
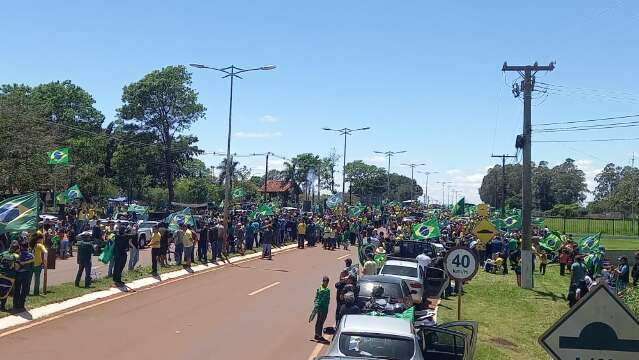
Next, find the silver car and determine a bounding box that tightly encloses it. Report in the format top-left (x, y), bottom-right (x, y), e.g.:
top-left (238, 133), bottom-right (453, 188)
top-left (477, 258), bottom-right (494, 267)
top-left (321, 315), bottom-right (477, 360)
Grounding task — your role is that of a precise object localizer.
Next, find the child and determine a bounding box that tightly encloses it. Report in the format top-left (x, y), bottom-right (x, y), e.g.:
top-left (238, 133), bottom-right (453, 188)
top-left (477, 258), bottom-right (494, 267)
top-left (538, 252), bottom-right (548, 275)
top-left (311, 276), bottom-right (330, 343)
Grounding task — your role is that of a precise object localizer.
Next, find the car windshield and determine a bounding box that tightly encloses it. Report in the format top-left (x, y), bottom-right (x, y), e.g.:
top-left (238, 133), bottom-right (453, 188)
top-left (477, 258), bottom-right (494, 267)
top-left (338, 333), bottom-right (414, 360)
top-left (359, 281), bottom-right (403, 300)
top-left (381, 265), bottom-right (418, 278)
top-left (139, 223), bottom-right (155, 228)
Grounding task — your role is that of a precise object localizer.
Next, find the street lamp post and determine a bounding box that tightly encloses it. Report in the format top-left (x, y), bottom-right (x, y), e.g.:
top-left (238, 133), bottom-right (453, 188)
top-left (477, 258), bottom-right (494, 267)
top-left (401, 163), bottom-right (426, 202)
top-left (190, 63), bottom-right (275, 254)
top-left (418, 170), bottom-right (438, 206)
top-left (322, 127), bottom-right (370, 205)
top-left (374, 150), bottom-right (406, 202)
top-left (437, 181), bottom-right (449, 208)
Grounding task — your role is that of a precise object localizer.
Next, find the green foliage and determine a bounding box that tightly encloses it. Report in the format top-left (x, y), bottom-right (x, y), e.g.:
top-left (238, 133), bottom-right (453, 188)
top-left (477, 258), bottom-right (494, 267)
top-left (549, 203), bottom-right (584, 217)
top-left (118, 65), bottom-right (205, 203)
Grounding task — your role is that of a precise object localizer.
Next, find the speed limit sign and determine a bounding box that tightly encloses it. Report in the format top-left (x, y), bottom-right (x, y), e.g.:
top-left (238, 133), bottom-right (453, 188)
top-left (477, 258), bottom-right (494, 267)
top-left (444, 246), bottom-right (479, 281)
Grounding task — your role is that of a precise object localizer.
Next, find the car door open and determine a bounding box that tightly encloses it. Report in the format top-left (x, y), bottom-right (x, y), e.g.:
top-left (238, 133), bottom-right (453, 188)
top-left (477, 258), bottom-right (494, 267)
top-left (423, 266), bottom-right (448, 298)
top-left (416, 326), bottom-right (467, 360)
top-left (439, 321), bottom-right (478, 358)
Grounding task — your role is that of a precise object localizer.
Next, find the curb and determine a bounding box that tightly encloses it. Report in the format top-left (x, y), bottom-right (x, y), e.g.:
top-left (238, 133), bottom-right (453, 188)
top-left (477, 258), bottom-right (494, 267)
top-left (0, 243), bottom-right (298, 332)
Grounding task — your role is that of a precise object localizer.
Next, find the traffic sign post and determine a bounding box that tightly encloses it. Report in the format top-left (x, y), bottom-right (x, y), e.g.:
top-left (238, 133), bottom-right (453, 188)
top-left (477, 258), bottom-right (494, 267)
top-left (539, 284), bottom-right (639, 359)
top-left (444, 246), bottom-right (479, 320)
top-left (472, 219), bottom-right (497, 245)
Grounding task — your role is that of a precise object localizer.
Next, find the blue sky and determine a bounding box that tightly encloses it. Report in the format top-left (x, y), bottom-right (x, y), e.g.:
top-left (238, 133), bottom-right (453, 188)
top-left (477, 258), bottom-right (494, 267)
top-left (2, 0), bottom-right (639, 203)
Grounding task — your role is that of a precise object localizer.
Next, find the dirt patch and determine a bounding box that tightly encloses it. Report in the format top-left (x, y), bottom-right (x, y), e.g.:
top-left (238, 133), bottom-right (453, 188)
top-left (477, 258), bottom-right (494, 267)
top-left (490, 337), bottom-right (519, 351)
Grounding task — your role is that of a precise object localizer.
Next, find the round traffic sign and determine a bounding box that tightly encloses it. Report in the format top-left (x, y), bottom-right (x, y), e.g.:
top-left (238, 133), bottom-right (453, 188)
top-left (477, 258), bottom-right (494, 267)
top-left (444, 246), bottom-right (479, 281)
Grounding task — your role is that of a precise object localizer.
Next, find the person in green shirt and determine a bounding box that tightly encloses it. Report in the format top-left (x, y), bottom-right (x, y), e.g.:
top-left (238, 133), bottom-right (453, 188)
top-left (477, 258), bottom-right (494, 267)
top-left (311, 276), bottom-right (330, 343)
top-left (570, 255), bottom-right (587, 289)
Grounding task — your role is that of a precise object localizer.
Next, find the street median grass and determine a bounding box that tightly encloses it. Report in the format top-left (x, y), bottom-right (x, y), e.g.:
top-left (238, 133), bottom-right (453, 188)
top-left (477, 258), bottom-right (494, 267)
top-left (0, 243), bottom-right (288, 319)
top-left (437, 264), bottom-right (570, 359)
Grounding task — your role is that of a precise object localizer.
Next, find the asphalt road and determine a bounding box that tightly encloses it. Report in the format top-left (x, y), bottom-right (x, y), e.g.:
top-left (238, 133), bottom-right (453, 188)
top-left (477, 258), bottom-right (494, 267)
top-left (2, 244), bottom-right (356, 360)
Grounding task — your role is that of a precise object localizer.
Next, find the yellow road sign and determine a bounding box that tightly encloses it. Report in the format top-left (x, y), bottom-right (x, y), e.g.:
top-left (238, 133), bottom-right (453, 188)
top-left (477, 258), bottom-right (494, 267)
top-left (476, 204), bottom-right (489, 218)
top-left (473, 219), bottom-right (497, 243)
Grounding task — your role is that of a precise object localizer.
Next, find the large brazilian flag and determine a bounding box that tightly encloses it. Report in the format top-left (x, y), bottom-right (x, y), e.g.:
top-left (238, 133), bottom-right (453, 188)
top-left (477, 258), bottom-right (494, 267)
top-left (0, 192), bottom-right (40, 235)
top-left (411, 218), bottom-right (441, 240)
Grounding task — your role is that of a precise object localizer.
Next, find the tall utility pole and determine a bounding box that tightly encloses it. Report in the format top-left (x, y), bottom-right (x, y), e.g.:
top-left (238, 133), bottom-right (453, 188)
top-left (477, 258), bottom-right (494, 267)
top-left (401, 163), bottom-right (426, 202)
top-left (491, 153), bottom-right (518, 217)
top-left (437, 181), bottom-right (448, 208)
top-left (374, 150), bottom-right (406, 201)
top-left (418, 170), bottom-right (438, 206)
top-left (322, 127), bottom-right (370, 205)
top-left (190, 63), bottom-right (276, 254)
top-left (247, 152), bottom-right (288, 202)
top-left (502, 61), bottom-right (555, 289)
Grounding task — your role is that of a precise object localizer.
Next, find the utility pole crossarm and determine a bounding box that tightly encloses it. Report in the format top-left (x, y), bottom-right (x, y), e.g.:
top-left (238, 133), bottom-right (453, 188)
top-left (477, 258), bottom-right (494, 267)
top-left (502, 62), bottom-right (555, 72)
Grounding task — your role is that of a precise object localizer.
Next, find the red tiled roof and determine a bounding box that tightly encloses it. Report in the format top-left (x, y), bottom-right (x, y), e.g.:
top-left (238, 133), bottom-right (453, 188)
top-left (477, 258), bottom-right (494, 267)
top-left (258, 180), bottom-right (294, 193)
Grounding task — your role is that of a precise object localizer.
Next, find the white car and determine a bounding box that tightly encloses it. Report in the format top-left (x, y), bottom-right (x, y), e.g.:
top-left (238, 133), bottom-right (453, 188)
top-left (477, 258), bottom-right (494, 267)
top-left (380, 259), bottom-right (424, 304)
top-left (321, 315), bottom-right (477, 360)
top-left (137, 221), bottom-right (159, 247)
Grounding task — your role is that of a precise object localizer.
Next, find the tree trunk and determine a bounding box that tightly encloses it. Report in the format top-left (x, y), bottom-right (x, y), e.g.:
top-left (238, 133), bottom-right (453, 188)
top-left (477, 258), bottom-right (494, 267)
top-left (165, 139), bottom-right (174, 205)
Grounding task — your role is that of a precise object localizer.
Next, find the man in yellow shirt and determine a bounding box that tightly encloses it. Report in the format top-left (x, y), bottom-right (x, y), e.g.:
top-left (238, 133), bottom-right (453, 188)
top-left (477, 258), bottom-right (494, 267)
top-left (149, 225), bottom-right (162, 276)
top-left (182, 225), bottom-right (194, 268)
top-left (32, 234), bottom-right (48, 296)
top-left (297, 220), bottom-right (307, 249)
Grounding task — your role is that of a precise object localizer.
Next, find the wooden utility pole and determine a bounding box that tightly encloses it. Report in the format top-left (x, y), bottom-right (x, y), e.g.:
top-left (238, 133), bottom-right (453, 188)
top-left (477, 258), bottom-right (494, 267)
top-left (491, 154), bottom-right (518, 217)
top-left (502, 61), bottom-right (555, 289)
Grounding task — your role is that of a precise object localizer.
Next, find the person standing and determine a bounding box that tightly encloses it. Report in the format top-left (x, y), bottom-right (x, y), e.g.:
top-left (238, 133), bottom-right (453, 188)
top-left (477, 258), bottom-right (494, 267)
top-left (159, 222), bottom-right (169, 267)
top-left (570, 255), bottom-right (587, 290)
top-left (149, 225), bottom-right (162, 276)
top-left (12, 240), bottom-right (34, 311)
top-left (198, 223), bottom-right (209, 263)
top-left (128, 228), bottom-right (139, 271)
top-left (615, 256), bottom-right (630, 293)
top-left (182, 225), bottom-right (194, 268)
top-left (75, 234), bottom-right (93, 288)
top-left (31, 233), bottom-right (47, 296)
top-left (538, 251), bottom-right (548, 275)
top-left (112, 227), bottom-right (129, 287)
top-left (173, 224), bottom-right (184, 266)
top-left (416, 248), bottom-right (432, 277)
top-left (236, 222), bottom-right (245, 256)
top-left (210, 221), bottom-right (220, 261)
top-left (363, 254), bottom-right (378, 275)
top-left (262, 224), bottom-right (274, 260)
top-left (632, 252), bottom-right (639, 287)
top-left (311, 276), bottom-right (330, 343)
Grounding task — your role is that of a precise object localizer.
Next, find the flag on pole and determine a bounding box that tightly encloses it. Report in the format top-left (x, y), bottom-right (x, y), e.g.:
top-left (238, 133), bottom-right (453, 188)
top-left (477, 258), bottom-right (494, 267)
top-left (538, 231), bottom-right (562, 252)
top-left (165, 208), bottom-right (196, 231)
top-left (348, 203), bottom-right (366, 218)
top-left (452, 197), bottom-right (465, 216)
top-left (411, 218), bottom-right (441, 240)
top-left (55, 185), bottom-right (83, 205)
top-left (578, 233), bottom-right (601, 254)
top-left (503, 214), bottom-right (521, 230)
top-left (47, 147), bottom-right (70, 165)
top-left (326, 194), bottom-right (343, 209)
top-left (232, 188), bottom-right (245, 200)
top-left (0, 192), bottom-right (40, 234)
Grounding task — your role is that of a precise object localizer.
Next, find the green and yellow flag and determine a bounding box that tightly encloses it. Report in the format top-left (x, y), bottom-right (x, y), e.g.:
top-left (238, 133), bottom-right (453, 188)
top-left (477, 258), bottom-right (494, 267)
top-left (165, 208), bottom-right (196, 231)
top-left (0, 192), bottom-right (40, 234)
top-left (47, 147), bottom-right (70, 165)
top-left (411, 218), bottom-right (441, 240)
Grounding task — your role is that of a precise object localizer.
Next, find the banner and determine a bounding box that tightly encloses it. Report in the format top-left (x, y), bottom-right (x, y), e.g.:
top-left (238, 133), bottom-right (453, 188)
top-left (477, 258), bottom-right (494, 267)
top-left (165, 208), bottom-right (196, 231)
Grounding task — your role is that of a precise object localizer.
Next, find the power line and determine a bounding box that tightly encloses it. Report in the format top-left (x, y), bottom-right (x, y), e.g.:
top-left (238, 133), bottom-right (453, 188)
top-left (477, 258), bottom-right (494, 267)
top-left (535, 122), bottom-right (639, 133)
top-left (533, 114), bottom-right (639, 127)
top-left (534, 137), bottom-right (639, 143)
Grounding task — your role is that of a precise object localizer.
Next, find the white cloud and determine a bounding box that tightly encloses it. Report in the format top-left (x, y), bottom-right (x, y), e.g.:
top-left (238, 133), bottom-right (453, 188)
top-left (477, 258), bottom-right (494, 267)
top-left (259, 115), bottom-right (279, 123)
top-left (234, 131), bottom-right (282, 139)
top-left (447, 169), bottom-right (462, 175)
top-left (574, 159), bottom-right (602, 202)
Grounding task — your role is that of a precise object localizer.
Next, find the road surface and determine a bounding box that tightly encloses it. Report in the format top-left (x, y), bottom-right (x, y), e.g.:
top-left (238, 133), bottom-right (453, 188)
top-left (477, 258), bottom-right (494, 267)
top-left (2, 245), bottom-right (356, 360)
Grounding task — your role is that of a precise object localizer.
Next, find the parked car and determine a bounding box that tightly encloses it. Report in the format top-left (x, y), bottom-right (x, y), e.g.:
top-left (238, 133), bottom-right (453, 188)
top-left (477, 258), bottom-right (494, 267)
top-left (380, 259), bottom-right (424, 304)
top-left (357, 275), bottom-right (414, 312)
top-left (137, 221), bottom-right (159, 248)
top-left (321, 314), bottom-right (477, 360)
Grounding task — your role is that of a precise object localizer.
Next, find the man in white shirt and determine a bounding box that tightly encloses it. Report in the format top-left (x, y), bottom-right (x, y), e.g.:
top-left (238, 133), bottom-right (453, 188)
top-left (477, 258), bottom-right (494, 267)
top-left (363, 254), bottom-right (378, 275)
top-left (416, 249), bottom-right (432, 277)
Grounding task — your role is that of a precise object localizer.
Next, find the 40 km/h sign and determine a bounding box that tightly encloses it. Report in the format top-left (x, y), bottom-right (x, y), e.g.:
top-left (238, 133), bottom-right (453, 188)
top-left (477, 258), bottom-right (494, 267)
top-left (444, 246), bottom-right (479, 281)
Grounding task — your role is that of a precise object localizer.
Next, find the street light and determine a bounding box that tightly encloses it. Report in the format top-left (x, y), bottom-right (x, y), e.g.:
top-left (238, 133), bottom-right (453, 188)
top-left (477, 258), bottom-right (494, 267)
top-left (418, 170), bottom-right (438, 206)
top-left (437, 181), bottom-right (449, 208)
top-left (401, 163), bottom-right (426, 202)
top-left (322, 127), bottom-right (370, 205)
top-left (190, 63), bottom-right (275, 254)
top-left (374, 150), bottom-right (406, 202)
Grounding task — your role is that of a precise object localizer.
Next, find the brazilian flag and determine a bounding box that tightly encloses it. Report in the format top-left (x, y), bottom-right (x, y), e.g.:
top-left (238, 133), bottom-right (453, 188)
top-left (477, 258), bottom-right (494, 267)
top-left (411, 218), bottom-right (441, 240)
top-left (249, 203), bottom-right (274, 220)
top-left (348, 204), bottom-right (366, 218)
top-left (165, 208), bottom-right (196, 231)
top-left (503, 215), bottom-right (521, 230)
top-left (0, 192), bottom-right (40, 235)
top-left (578, 233), bottom-right (601, 254)
top-left (232, 188), bottom-right (246, 200)
top-left (56, 184), bottom-right (83, 205)
top-left (539, 231), bottom-right (562, 252)
top-left (47, 147), bottom-right (70, 165)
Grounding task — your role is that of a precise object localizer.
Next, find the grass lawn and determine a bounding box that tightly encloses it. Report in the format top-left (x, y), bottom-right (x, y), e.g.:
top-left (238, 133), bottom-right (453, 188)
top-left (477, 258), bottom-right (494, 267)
top-left (0, 244), bottom-right (282, 319)
top-left (437, 264), bottom-right (571, 359)
top-left (599, 235), bottom-right (639, 251)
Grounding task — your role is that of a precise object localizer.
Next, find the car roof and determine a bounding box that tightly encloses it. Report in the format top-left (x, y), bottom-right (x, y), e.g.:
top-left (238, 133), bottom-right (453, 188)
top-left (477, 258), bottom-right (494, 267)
top-left (383, 259), bottom-right (419, 268)
top-left (359, 275), bottom-right (406, 284)
top-left (340, 315), bottom-right (413, 338)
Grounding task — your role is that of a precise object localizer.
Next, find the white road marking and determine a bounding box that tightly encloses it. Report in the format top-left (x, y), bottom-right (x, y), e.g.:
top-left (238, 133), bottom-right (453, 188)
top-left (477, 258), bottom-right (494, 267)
top-left (247, 281), bottom-right (281, 296)
top-left (307, 341), bottom-right (327, 360)
top-left (337, 254), bottom-right (351, 260)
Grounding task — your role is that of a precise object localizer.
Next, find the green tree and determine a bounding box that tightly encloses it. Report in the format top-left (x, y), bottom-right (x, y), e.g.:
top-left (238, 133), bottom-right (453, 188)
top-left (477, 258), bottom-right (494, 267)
top-left (118, 65), bottom-right (206, 204)
top-left (550, 158), bottom-right (588, 205)
top-left (594, 163), bottom-right (622, 201)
